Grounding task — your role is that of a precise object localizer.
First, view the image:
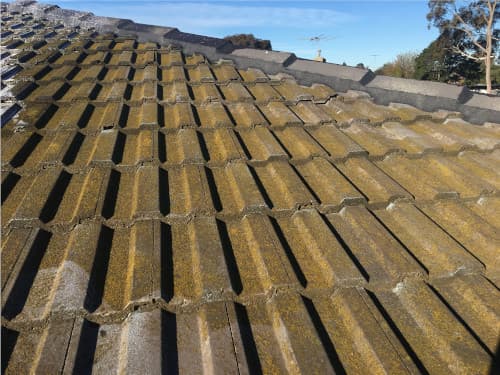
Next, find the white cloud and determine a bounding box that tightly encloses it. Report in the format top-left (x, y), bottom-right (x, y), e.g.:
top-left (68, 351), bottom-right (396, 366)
top-left (87, 2), bottom-right (356, 31)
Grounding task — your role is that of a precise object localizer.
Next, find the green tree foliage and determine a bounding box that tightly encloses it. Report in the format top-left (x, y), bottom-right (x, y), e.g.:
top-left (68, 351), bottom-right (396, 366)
top-left (414, 31), bottom-right (482, 84)
top-left (427, 0), bottom-right (499, 92)
top-left (375, 52), bottom-right (419, 78)
top-left (223, 34), bottom-right (272, 50)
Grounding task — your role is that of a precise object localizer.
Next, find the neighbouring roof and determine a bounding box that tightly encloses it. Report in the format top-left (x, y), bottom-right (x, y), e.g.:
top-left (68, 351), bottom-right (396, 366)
top-left (1, 1), bottom-right (500, 374)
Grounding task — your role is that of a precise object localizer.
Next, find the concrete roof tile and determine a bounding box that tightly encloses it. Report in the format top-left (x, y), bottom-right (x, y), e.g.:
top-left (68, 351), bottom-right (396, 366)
top-left (2, 4), bottom-right (499, 373)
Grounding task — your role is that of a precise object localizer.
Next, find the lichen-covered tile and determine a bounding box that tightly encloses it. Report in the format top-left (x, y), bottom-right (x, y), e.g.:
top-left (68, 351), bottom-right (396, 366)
top-left (1, 175), bottom-right (35, 226)
top-left (65, 134), bottom-right (99, 168)
top-left (273, 81), bottom-right (314, 102)
top-left (21, 131), bottom-right (74, 170)
top-left (295, 158), bottom-right (364, 209)
top-left (313, 288), bottom-right (419, 374)
top-left (158, 50), bottom-right (183, 66)
top-left (425, 155), bottom-right (496, 198)
top-left (307, 125), bottom-right (366, 160)
top-left (465, 197), bottom-right (500, 229)
top-left (88, 40), bottom-right (112, 51)
top-left (243, 294), bottom-right (336, 374)
top-left (168, 165), bottom-right (213, 216)
top-left (338, 98), bottom-right (399, 124)
top-left (28, 80), bottom-right (68, 102)
top-left (68, 310), bottom-right (163, 373)
top-left (273, 127), bottom-right (327, 160)
top-left (162, 103), bottom-right (197, 129)
top-left (89, 130), bottom-right (121, 165)
top-left (190, 83), bottom-right (220, 102)
top-left (77, 102), bottom-right (122, 133)
top-left (186, 64), bottom-right (214, 82)
top-left (258, 102), bottom-right (302, 127)
top-left (103, 66), bottom-right (131, 81)
top-left (112, 39), bottom-right (135, 50)
top-left (11, 169), bottom-right (70, 224)
top-left (441, 119), bottom-right (500, 150)
top-left (432, 274), bottom-right (500, 353)
top-left (1, 227), bottom-right (36, 289)
top-left (119, 131), bottom-right (155, 166)
top-left (135, 50), bottom-right (155, 65)
top-left (51, 168), bottom-right (108, 224)
top-left (5, 103), bottom-right (54, 131)
top-left (72, 65), bottom-right (104, 82)
top-left (3, 319), bottom-right (74, 374)
top-left (308, 84), bottom-right (336, 102)
top-left (185, 54), bottom-right (205, 66)
top-left (377, 155), bottom-right (461, 200)
top-left (226, 102), bottom-right (268, 127)
top-left (276, 210), bottom-right (365, 290)
top-left (93, 226), bottom-right (140, 312)
top-left (408, 120), bottom-right (475, 152)
top-left (342, 123), bottom-right (402, 158)
top-left (4, 224), bottom-right (96, 320)
top-left (211, 64), bottom-right (240, 82)
top-left (202, 129), bottom-right (245, 164)
top-left (195, 102), bottom-right (233, 128)
top-left (375, 280), bottom-right (492, 374)
top-left (373, 202), bottom-right (483, 277)
top-left (176, 303), bottom-right (240, 373)
top-left (133, 167), bottom-right (163, 217)
top-left (246, 83), bottom-right (282, 102)
top-left (96, 81), bottom-right (129, 101)
top-left (211, 162), bottom-right (266, 214)
top-left (252, 161), bottom-right (316, 210)
top-left (220, 82), bottom-right (253, 102)
top-left (171, 217), bottom-right (233, 303)
top-left (289, 101), bottom-right (333, 125)
top-left (2, 230), bottom-right (70, 321)
top-left (225, 214), bottom-right (302, 296)
top-left (237, 127), bottom-right (288, 161)
top-left (132, 65), bottom-right (158, 82)
top-left (388, 102), bottom-right (433, 123)
top-left (81, 51), bottom-right (108, 65)
top-left (327, 206), bottom-right (423, 287)
top-left (2, 131), bottom-right (40, 168)
top-left (337, 157), bottom-right (411, 205)
top-left (380, 121), bottom-right (443, 154)
top-left (102, 170), bottom-right (136, 221)
top-left (319, 100), bottom-right (369, 125)
top-left (160, 65), bottom-right (186, 82)
top-left (130, 81), bottom-right (157, 102)
top-left (165, 129), bottom-right (204, 164)
top-left (39, 65), bottom-right (76, 82)
top-left (54, 51), bottom-right (83, 66)
top-left (161, 81), bottom-right (190, 103)
top-left (126, 102), bottom-right (158, 129)
top-left (420, 200), bottom-right (500, 278)
top-left (238, 68), bottom-right (268, 83)
top-left (456, 151), bottom-right (500, 191)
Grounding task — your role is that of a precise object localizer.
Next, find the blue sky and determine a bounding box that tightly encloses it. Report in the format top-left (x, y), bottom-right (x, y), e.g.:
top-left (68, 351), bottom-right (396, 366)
top-left (22, 1), bottom-right (440, 69)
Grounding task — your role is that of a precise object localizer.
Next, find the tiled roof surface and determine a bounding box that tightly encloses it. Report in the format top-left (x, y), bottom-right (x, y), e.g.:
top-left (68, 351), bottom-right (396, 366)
top-left (2, 3), bottom-right (500, 374)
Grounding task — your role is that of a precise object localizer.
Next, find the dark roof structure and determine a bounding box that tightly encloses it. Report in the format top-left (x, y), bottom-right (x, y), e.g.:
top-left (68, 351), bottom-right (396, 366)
top-left (1, 1), bottom-right (500, 374)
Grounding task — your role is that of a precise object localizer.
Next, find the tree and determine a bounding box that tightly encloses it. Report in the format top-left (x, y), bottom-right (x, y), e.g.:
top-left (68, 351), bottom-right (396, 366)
top-left (414, 31), bottom-right (482, 84)
top-left (427, 0), bottom-right (499, 93)
top-left (375, 52), bottom-right (419, 78)
top-left (223, 34), bottom-right (272, 50)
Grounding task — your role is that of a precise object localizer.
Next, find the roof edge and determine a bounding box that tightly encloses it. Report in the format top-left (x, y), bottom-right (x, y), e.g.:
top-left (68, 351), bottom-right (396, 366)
top-left (7, 0), bottom-right (499, 125)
